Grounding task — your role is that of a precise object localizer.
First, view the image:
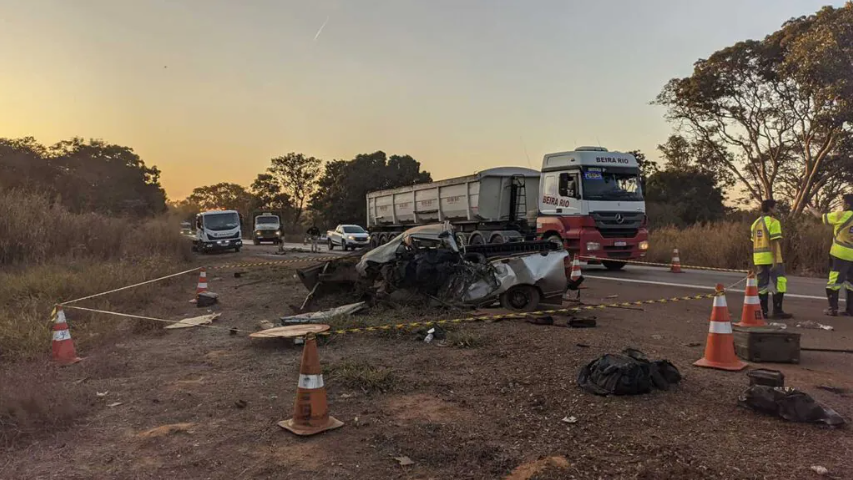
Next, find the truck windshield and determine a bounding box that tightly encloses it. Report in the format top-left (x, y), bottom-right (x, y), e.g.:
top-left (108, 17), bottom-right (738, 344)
top-left (204, 213), bottom-right (240, 231)
top-left (343, 226), bottom-right (366, 233)
top-left (256, 217), bottom-right (279, 225)
top-left (581, 168), bottom-right (643, 201)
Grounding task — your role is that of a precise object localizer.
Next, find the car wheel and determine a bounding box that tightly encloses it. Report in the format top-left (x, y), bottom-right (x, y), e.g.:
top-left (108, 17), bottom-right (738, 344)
top-left (500, 285), bottom-right (541, 312)
top-left (328, 240), bottom-right (334, 250)
top-left (602, 261), bottom-right (626, 271)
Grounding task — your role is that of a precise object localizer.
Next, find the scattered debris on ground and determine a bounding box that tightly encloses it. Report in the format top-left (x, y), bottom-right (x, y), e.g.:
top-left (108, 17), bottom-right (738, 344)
top-left (280, 302), bottom-right (366, 324)
top-left (797, 320), bottom-right (834, 331)
top-left (738, 386), bottom-right (846, 426)
top-left (196, 291), bottom-right (218, 308)
top-left (747, 369), bottom-right (785, 388)
top-left (577, 348), bottom-right (682, 396)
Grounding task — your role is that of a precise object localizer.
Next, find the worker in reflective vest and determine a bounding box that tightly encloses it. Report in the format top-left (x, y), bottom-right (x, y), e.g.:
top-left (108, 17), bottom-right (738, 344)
top-left (808, 194), bottom-right (853, 316)
top-left (751, 199), bottom-right (792, 319)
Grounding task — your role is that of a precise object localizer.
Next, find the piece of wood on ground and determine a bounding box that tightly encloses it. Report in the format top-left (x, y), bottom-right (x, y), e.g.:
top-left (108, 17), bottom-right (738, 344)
top-left (165, 313), bottom-right (221, 329)
top-left (249, 324), bottom-right (330, 339)
top-left (137, 422), bottom-right (196, 439)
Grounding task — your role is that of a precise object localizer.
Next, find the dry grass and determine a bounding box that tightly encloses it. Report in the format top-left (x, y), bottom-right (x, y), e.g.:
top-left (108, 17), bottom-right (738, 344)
top-left (0, 362), bottom-right (90, 448)
top-left (324, 360), bottom-right (398, 393)
top-left (444, 330), bottom-right (483, 348)
top-left (647, 217), bottom-right (832, 276)
top-left (0, 190), bottom-right (193, 363)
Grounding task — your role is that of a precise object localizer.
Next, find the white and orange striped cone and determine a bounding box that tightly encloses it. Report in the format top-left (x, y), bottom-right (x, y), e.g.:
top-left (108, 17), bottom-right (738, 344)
top-left (733, 272), bottom-right (766, 328)
top-left (693, 284), bottom-right (747, 371)
top-left (570, 257), bottom-right (582, 283)
top-left (190, 268), bottom-right (208, 303)
top-left (278, 335), bottom-right (344, 436)
top-left (51, 306), bottom-right (82, 366)
top-left (670, 249), bottom-right (683, 273)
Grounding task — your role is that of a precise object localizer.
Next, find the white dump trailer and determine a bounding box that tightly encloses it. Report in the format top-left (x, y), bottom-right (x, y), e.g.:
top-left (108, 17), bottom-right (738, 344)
top-left (366, 167), bottom-right (541, 246)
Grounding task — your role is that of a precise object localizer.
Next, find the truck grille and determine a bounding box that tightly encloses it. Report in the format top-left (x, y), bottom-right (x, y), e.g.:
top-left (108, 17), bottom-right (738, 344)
top-left (211, 232), bottom-right (240, 240)
top-left (590, 212), bottom-right (643, 238)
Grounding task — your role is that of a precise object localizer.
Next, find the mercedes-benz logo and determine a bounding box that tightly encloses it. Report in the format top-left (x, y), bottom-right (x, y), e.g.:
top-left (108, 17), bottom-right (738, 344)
top-left (615, 213), bottom-right (624, 224)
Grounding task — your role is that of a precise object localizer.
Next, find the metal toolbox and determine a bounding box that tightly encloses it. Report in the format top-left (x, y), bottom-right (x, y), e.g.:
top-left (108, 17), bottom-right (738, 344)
top-left (733, 327), bottom-right (800, 363)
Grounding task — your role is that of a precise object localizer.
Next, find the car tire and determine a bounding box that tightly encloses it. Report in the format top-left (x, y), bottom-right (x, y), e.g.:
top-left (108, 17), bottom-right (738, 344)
top-left (500, 285), bottom-right (541, 312)
top-left (235, 246), bottom-right (241, 253)
top-left (602, 261), bottom-right (626, 271)
top-left (253, 239), bottom-right (259, 245)
top-left (328, 240), bottom-right (334, 250)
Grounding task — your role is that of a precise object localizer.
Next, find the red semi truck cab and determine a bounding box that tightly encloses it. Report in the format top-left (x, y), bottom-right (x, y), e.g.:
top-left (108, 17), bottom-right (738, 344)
top-left (535, 147), bottom-right (649, 270)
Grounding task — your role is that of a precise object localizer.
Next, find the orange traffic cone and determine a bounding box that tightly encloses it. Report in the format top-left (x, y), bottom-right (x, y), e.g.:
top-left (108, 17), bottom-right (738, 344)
top-left (190, 268), bottom-right (208, 303)
top-left (51, 306), bottom-right (82, 366)
top-left (694, 284), bottom-right (747, 371)
top-left (733, 272), bottom-right (766, 328)
top-left (279, 335), bottom-right (344, 436)
top-left (670, 249), bottom-right (683, 273)
top-left (570, 257), bottom-right (582, 283)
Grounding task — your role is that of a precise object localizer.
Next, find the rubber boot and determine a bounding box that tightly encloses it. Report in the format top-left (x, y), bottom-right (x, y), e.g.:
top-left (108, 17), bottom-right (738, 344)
top-left (771, 293), bottom-right (793, 320)
top-left (825, 289), bottom-right (839, 316)
top-left (759, 294), bottom-right (770, 319)
top-left (844, 290), bottom-right (853, 317)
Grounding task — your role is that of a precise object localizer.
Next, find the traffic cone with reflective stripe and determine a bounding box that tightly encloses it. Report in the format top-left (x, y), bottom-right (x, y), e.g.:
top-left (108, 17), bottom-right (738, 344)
top-left (190, 268), bottom-right (208, 303)
top-left (694, 284), bottom-right (747, 371)
top-left (570, 257), bottom-right (582, 283)
top-left (279, 335), bottom-right (343, 436)
top-left (51, 306), bottom-right (82, 366)
top-left (733, 272), bottom-right (766, 328)
top-left (670, 249), bottom-right (683, 273)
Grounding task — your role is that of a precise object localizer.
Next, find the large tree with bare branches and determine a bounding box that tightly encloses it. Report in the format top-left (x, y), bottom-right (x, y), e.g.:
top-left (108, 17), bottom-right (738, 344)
top-left (655, 3), bottom-right (853, 213)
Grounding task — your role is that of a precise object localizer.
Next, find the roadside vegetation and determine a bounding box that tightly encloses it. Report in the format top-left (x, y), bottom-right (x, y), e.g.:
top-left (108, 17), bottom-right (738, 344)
top-left (0, 189), bottom-right (191, 363)
top-left (646, 216), bottom-right (832, 276)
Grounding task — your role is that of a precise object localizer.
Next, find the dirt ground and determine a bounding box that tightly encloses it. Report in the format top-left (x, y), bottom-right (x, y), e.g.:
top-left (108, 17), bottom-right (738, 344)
top-left (2, 247), bottom-right (852, 480)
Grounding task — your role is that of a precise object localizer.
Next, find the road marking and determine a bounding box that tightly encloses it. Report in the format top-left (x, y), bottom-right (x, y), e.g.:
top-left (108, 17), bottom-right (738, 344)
top-left (585, 275), bottom-right (840, 302)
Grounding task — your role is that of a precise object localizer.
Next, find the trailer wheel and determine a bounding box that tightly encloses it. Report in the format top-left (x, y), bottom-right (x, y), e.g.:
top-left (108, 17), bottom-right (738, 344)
top-left (469, 234), bottom-right (485, 245)
top-left (489, 234), bottom-right (505, 244)
top-left (500, 285), bottom-right (541, 312)
top-left (602, 261), bottom-right (626, 271)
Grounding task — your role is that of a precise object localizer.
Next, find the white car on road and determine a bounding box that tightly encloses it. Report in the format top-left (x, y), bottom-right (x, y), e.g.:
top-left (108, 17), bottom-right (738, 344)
top-left (327, 224), bottom-right (370, 251)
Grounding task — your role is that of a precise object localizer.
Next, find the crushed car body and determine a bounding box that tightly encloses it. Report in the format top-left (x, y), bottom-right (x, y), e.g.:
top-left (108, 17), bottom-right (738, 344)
top-left (297, 223), bottom-right (568, 312)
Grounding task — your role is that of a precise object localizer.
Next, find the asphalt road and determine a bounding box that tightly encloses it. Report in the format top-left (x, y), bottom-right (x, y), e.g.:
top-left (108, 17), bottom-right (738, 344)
top-left (584, 263), bottom-right (836, 302)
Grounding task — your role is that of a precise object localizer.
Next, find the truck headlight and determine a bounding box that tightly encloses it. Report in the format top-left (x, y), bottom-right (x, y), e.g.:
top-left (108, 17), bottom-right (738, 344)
top-left (275, 230), bottom-right (281, 236)
top-left (347, 235), bottom-right (355, 240)
top-left (586, 242), bottom-right (601, 252)
top-left (256, 231), bottom-right (262, 236)
top-left (639, 241), bottom-right (649, 251)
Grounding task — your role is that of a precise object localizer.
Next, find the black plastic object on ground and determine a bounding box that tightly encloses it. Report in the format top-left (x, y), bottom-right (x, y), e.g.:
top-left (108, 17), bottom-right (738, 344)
top-left (738, 386), bottom-right (845, 426)
top-left (747, 368), bottom-right (785, 388)
top-left (577, 348), bottom-right (682, 396)
top-left (567, 317), bottom-right (596, 328)
top-left (196, 292), bottom-right (218, 308)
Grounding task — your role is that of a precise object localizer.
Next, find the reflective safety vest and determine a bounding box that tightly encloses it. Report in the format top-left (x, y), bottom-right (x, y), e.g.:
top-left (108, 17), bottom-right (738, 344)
top-left (751, 215), bottom-right (782, 265)
top-left (823, 211), bottom-right (853, 261)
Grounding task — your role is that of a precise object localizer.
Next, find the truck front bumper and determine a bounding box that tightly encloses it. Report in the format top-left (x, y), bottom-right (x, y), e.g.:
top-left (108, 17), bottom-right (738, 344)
top-left (577, 228), bottom-right (649, 261)
top-left (201, 239), bottom-right (243, 251)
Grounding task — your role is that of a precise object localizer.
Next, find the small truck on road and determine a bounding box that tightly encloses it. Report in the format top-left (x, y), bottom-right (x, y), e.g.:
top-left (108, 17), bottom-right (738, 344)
top-left (327, 224), bottom-right (370, 251)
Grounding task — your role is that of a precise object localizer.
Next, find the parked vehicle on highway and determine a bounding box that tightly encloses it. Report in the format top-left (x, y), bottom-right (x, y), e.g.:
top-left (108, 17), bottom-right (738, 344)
top-left (327, 224), bottom-right (370, 251)
top-left (365, 147), bottom-right (649, 270)
top-left (252, 212), bottom-right (282, 245)
top-left (193, 210), bottom-right (243, 253)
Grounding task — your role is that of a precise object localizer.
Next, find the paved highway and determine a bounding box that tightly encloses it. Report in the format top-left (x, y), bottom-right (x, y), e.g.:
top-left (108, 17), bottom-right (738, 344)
top-left (585, 263), bottom-right (836, 303)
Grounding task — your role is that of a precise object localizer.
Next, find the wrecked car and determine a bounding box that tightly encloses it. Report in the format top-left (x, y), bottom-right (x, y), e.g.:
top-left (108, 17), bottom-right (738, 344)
top-left (349, 223), bottom-right (569, 311)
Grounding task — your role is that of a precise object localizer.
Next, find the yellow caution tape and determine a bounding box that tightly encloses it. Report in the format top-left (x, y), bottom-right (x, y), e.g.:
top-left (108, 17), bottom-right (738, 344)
top-left (210, 256), bottom-right (342, 270)
top-left (578, 256), bottom-right (749, 274)
top-left (323, 291), bottom-right (721, 336)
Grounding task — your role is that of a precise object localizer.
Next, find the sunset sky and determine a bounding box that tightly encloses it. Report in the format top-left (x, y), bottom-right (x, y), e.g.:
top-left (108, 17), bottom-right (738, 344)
top-left (0, 0), bottom-right (841, 199)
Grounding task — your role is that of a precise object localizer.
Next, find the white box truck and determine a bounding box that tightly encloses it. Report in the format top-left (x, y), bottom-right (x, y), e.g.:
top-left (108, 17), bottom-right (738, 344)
top-left (193, 210), bottom-right (243, 253)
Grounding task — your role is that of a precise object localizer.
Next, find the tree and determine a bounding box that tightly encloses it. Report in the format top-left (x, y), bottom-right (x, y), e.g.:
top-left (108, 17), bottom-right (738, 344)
top-left (265, 153), bottom-right (321, 227)
top-left (654, 3), bottom-right (853, 214)
top-left (250, 173), bottom-right (291, 211)
top-left (184, 183), bottom-right (255, 211)
top-left (0, 136), bottom-right (166, 216)
top-left (309, 151), bottom-right (432, 227)
top-left (627, 150), bottom-right (658, 180)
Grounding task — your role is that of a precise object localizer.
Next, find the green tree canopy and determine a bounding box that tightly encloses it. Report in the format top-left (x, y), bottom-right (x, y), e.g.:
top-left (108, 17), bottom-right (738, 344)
top-left (0, 136), bottom-right (166, 216)
top-left (309, 151), bottom-right (432, 227)
top-left (654, 3), bottom-right (853, 213)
